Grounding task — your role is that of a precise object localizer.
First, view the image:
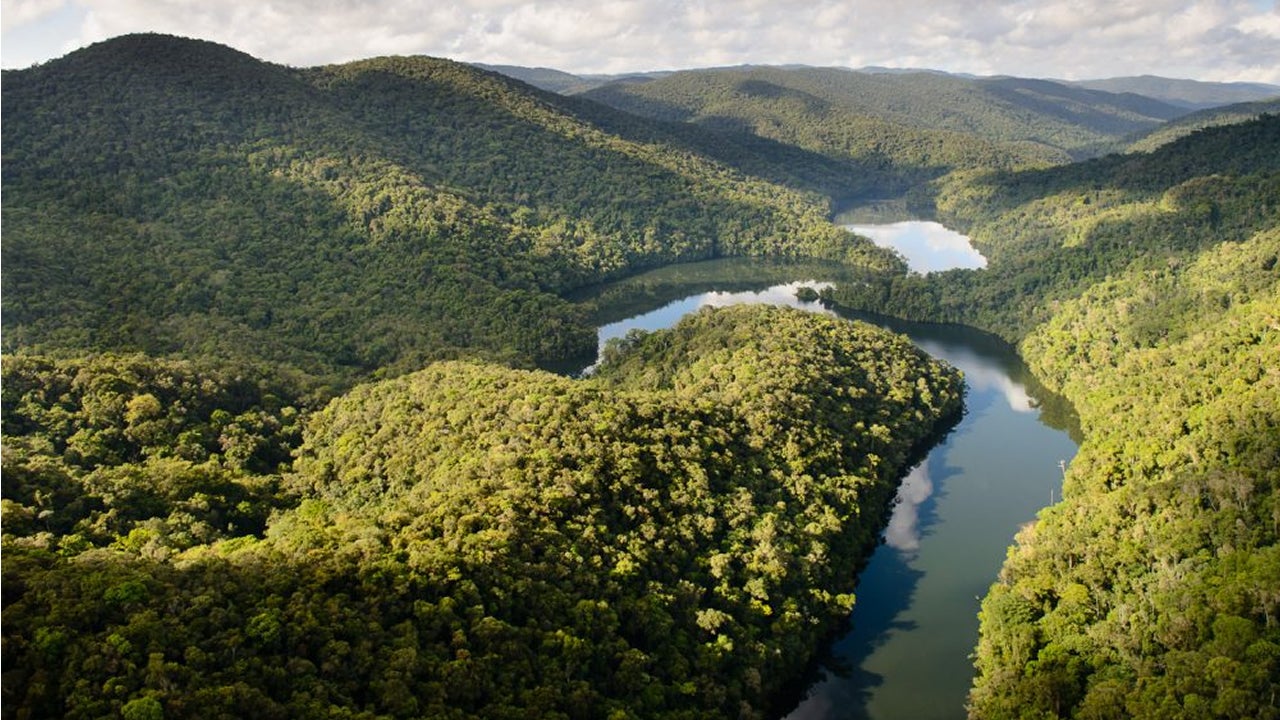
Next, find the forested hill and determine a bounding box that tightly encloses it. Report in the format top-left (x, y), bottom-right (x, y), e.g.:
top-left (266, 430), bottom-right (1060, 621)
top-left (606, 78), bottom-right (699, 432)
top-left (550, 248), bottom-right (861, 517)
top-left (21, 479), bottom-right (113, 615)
top-left (1, 33), bottom-right (897, 385)
top-left (577, 66), bottom-right (1191, 174)
top-left (1121, 97), bottom-right (1280, 154)
top-left (1, 306), bottom-right (963, 719)
top-left (833, 114), bottom-right (1280, 341)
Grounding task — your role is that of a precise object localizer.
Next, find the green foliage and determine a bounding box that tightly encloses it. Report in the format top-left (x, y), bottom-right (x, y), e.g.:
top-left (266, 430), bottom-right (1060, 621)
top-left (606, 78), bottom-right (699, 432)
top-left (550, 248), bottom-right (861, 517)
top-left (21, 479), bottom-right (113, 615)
top-left (1, 354), bottom-right (305, 555)
top-left (3, 307), bottom-right (962, 718)
top-left (820, 113), bottom-right (1280, 719)
top-left (1, 34), bottom-right (899, 382)
top-left (968, 226), bottom-right (1280, 719)
top-left (831, 115), bottom-right (1280, 343)
top-left (1122, 99), bottom-right (1280, 154)
top-left (578, 66), bottom-right (1191, 189)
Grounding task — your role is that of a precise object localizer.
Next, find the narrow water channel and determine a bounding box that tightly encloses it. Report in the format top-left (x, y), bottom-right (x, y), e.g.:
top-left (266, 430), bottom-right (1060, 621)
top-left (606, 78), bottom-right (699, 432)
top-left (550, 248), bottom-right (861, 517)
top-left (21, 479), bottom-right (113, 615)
top-left (571, 251), bottom-right (1079, 720)
top-left (782, 313), bottom-right (1078, 720)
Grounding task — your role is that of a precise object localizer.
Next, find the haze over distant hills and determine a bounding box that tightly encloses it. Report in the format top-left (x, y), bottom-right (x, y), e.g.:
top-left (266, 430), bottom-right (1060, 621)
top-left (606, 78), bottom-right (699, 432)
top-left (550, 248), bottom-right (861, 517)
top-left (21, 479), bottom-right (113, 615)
top-left (480, 62), bottom-right (1276, 170)
top-left (478, 61), bottom-right (1279, 114)
top-left (575, 65), bottom-right (1189, 162)
top-left (1066, 74), bottom-right (1280, 109)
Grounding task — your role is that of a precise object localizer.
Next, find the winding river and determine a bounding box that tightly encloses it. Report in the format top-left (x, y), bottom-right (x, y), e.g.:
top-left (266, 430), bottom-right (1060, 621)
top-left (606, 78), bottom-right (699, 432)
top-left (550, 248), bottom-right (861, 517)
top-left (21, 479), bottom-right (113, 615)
top-left (571, 224), bottom-right (1079, 720)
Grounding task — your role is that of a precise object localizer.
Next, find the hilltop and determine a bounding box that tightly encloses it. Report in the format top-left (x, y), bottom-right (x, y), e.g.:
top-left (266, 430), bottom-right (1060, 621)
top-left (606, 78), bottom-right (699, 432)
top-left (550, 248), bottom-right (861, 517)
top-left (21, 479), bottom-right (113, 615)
top-left (1, 33), bottom-right (897, 385)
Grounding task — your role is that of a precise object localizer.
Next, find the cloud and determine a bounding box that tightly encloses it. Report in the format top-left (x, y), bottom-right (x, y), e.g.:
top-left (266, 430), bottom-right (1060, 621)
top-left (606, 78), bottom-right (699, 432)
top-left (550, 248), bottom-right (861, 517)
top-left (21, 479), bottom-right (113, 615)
top-left (2, 0), bottom-right (1278, 83)
top-left (2, 0), bottom-right (64, 32)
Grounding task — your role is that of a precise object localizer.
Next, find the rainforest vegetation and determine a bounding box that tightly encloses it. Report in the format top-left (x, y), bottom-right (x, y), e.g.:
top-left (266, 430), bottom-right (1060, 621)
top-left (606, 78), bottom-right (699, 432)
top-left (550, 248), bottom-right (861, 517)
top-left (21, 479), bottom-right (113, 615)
top-left (1, 34), bottom-right (900, 385)
top-left (824, 115), bottom-right (1280, 718)
top-left (830, 114), bottom-right (1280, 342)
top-left (577, 66), bottom-right (1187, 168)
top-left (4, 30), bottom-right (1280, 720)
top-left (1, 306), bottom-right (962, 719)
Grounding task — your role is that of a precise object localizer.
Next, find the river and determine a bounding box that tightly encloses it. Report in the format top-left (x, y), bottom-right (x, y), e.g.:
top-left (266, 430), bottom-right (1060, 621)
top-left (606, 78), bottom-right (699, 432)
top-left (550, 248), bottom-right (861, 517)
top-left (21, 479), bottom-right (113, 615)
top-left (570, 226), bottom-right (1079, 719)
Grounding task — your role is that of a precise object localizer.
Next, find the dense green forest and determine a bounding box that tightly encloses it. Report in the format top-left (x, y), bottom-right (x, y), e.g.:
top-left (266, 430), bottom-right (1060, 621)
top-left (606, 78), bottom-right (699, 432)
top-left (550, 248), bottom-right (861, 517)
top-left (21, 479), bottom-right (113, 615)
top-left (966, 226), bottom-right (1280, 719)
top-left (1, 34), bottom-right (899, 385)
top-left (2, 306), bottom-right (962, 719)
top-left (577, 66), bottom-right (1193, 178)
top-left (1121, 98), bottom-right (1280, 154)
top-left (823, 115), bottom-right (1280, 717)
top-left (6, 30), bottom-right (1280, 720)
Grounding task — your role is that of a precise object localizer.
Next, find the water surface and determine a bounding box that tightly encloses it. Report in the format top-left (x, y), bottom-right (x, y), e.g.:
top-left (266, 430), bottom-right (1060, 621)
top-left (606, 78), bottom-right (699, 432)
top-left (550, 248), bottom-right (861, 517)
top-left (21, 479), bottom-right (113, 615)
top-left (845, 221), bottom-right (987, 273)
top-left (573, 257), bottom-right (1078, 720)
top-left (783, 314), bottom-right (1077, 720)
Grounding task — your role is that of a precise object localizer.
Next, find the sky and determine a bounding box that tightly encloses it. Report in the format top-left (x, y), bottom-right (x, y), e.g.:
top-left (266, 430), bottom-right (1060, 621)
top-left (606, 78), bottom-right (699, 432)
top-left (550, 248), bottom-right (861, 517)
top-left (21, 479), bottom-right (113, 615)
top-left (3, 0), bottom-right (1279, 84)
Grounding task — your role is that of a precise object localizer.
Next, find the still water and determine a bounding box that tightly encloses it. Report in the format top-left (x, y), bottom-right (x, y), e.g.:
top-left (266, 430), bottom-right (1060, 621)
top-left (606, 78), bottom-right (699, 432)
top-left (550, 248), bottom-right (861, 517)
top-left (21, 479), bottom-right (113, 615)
top-left (572, 247), bottom-right (1078, 720)
top-left (845, 221), bottom-right (987, 273)
top-left (782, 315), bottom-right (1078, 720)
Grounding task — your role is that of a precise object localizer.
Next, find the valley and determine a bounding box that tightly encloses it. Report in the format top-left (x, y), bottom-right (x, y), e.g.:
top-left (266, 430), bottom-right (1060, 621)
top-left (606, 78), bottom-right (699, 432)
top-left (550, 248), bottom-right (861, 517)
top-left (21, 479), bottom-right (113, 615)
top-left (2, 32), bottom-right (1278, 720)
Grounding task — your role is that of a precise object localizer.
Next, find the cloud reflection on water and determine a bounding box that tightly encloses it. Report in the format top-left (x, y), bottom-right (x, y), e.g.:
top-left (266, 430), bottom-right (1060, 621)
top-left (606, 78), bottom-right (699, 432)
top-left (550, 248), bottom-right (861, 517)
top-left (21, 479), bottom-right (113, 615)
top-left (846, 221), bottom-right (986, 273)
top-left (914, 339), bottom-right (1035, 414)
top-left (697, 281), bottom-right (836, 312)
top-left (884, 459), bottom-right (933, 553)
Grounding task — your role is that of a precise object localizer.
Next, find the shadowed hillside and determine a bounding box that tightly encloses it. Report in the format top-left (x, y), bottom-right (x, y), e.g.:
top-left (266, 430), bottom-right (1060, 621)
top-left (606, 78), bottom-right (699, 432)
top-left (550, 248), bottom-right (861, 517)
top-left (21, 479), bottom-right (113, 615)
top-left (2, 33), bottom-right (898, 384)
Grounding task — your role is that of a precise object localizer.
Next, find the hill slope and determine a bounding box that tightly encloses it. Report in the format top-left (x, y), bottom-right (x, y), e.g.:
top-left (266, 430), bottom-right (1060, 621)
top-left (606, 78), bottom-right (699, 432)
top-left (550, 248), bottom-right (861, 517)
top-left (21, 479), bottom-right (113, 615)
top-left (1069, 74), bottom-right (1280, 109)
top-left (578, 66), bottom-right (1191, 175)
top-left (1122, 100), bottom-right (1280, 153)
top-left (1, 34), bottom-right (896, 384)
top-left (1, 306), bottom-right (963, 719)
top-left (826, 115), bottom-right (1280, 719)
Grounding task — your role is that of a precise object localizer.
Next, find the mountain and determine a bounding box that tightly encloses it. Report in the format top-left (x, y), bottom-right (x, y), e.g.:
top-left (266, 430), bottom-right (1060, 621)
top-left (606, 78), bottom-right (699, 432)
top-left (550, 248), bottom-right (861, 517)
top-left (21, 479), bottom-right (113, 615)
top-left (1, 33), bottom-right (897, 385)
top-left (1069, 74), bottom-right (1280, 109)
top-left (1122, 98), bottom-right (1280, 153)
top-left (469, 62), bottom-right (600, 94)
top-left (471, 63), bottom-right (673, 94)
top-left (577, 65), bottom-right (1192, 166)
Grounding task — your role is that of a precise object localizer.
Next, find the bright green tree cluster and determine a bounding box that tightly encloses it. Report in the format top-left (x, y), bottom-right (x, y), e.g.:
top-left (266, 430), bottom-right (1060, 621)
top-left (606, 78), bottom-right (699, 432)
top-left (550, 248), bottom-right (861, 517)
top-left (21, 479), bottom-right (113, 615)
top-left (969, 227), bottom-right (1280, 719)
top-left (2, 306), bottom-right (963, 719)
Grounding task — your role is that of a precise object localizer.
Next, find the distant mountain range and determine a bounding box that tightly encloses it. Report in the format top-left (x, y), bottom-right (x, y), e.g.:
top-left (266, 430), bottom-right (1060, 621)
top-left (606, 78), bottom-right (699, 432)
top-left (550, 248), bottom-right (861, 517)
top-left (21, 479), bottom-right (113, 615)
top-left (478, 63), bottom-right (1277, 165)
top-left (1065, 74), bottom-right (1280, 108)
top-left (476, 62), bottom-right (1278, 112)
top-left (574, 65), bottom-right (1187, 162)
top-left (471, 63), bottom-right (671, 95)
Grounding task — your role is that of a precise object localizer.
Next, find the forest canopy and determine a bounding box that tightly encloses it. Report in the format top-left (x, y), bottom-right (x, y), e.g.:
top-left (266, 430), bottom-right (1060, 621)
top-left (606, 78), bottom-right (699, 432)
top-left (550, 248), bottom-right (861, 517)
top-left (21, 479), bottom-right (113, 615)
top-left (1, 306), bottom-right (963, 719)
top-left (823, 114), bottom-right (1280, 718)
top-left (5, 31), bottom-right (1279, 720)
top-left (1, 34), bottom-right (900, 385)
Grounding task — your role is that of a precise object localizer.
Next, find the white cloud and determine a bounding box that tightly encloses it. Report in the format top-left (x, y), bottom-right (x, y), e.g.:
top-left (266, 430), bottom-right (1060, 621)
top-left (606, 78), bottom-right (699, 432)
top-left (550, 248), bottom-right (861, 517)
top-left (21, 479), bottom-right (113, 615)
top-left (1, 0), bottom-right (64, 32)
top-left (2, 0), bottom-right (1278, 83)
